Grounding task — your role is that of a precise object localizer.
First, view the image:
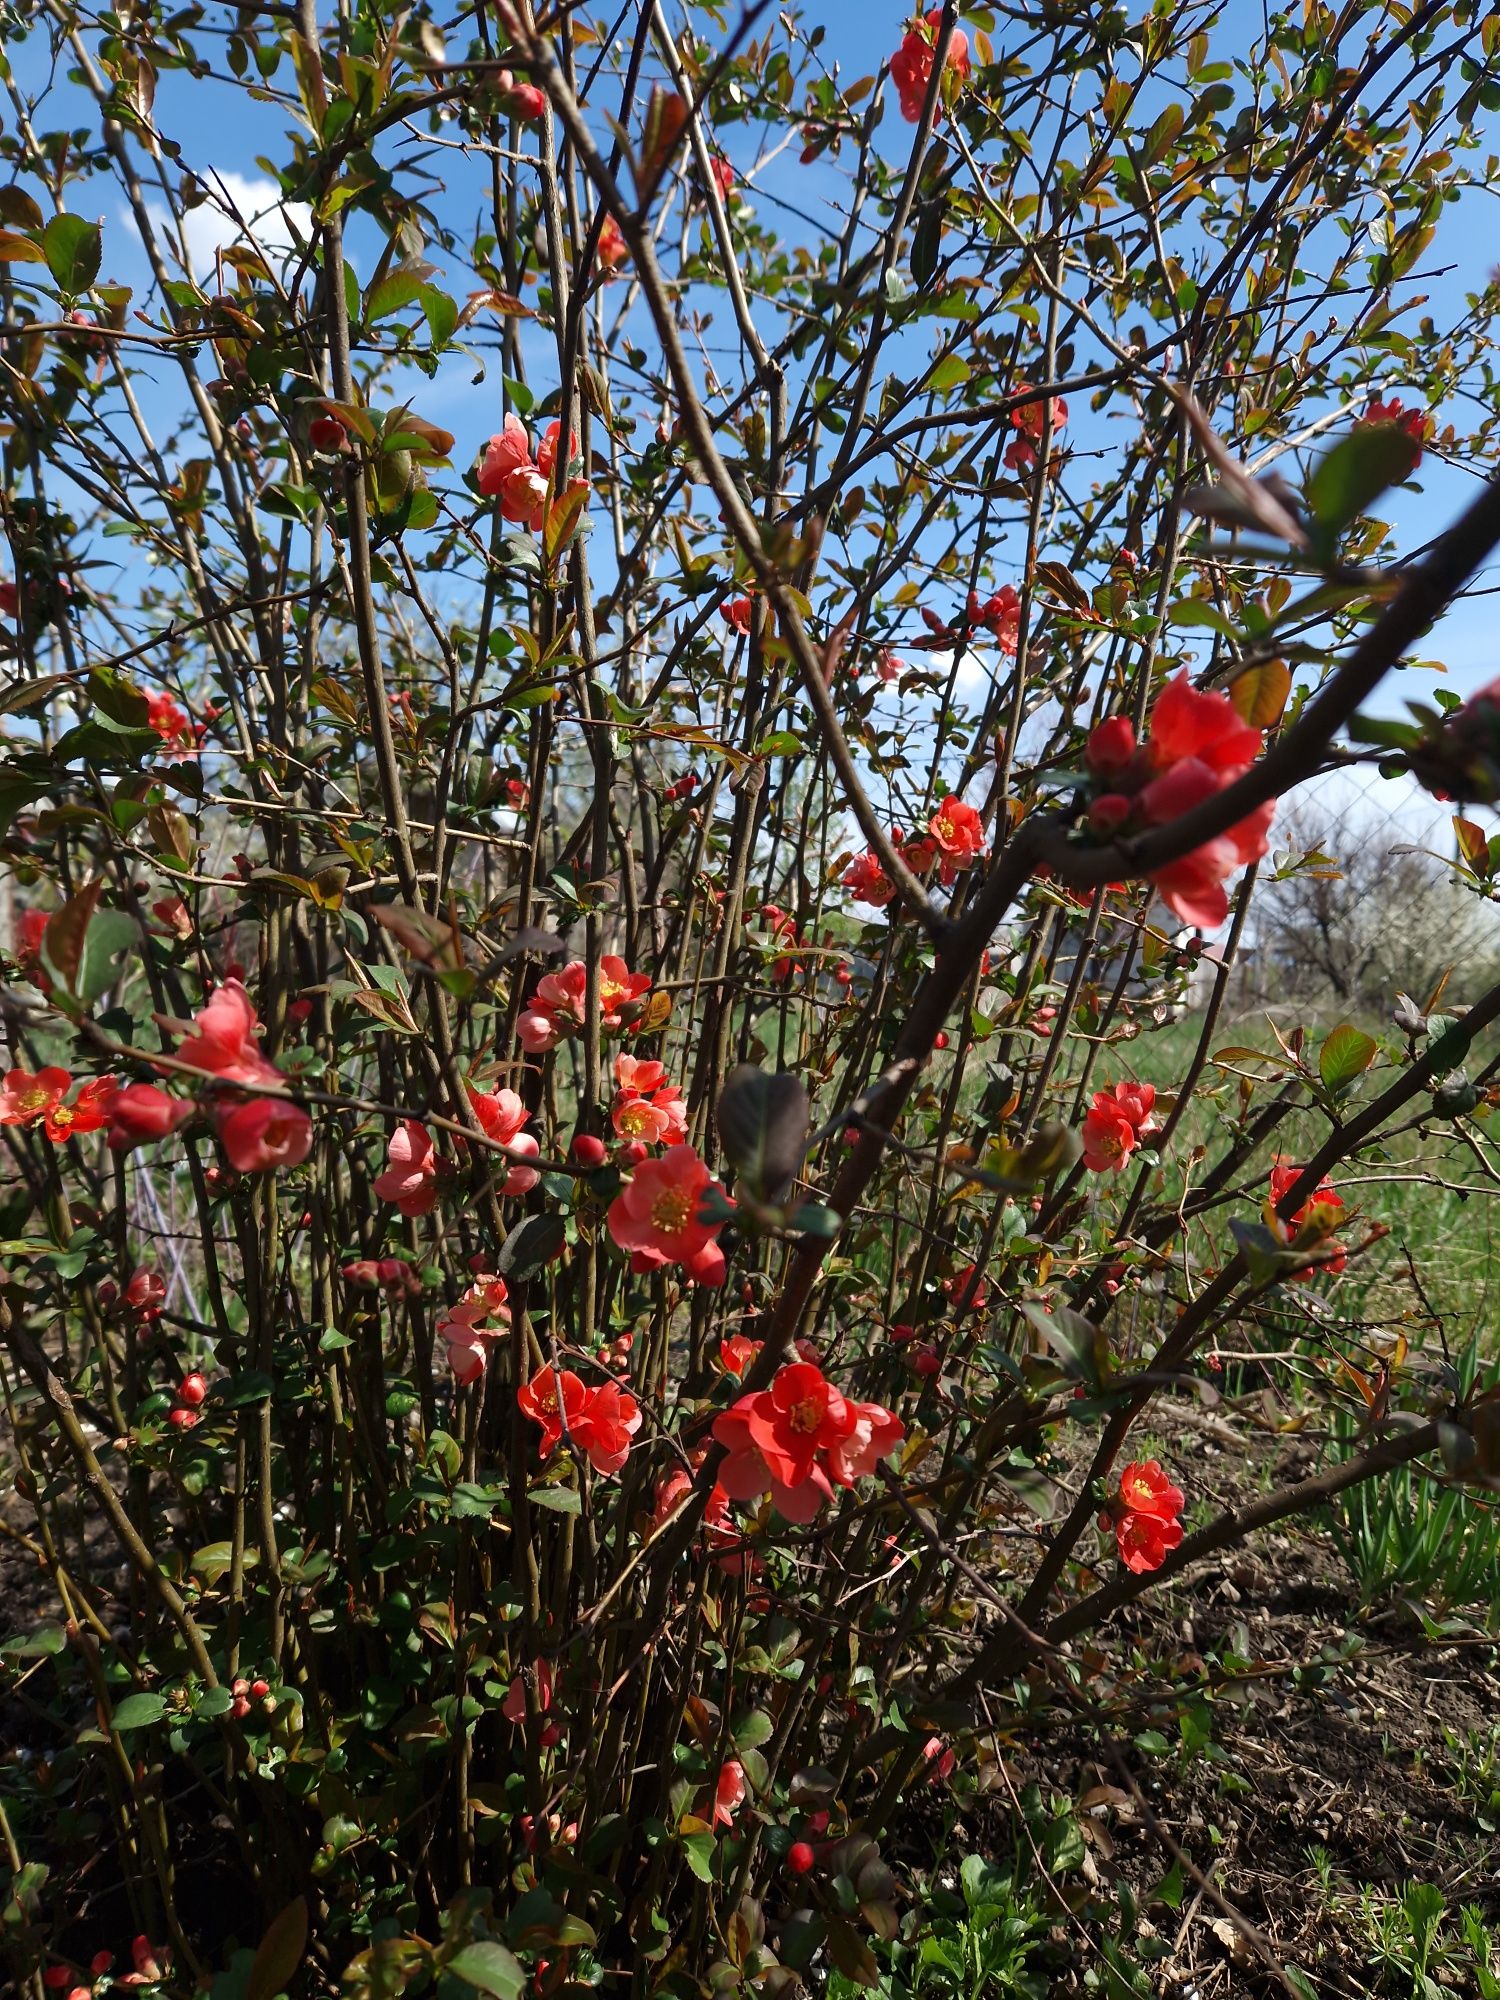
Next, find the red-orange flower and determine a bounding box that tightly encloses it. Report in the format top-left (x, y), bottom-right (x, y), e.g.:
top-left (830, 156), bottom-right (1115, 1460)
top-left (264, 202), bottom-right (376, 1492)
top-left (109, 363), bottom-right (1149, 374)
top-left (215, 1097), bottom-right (312, 1174)
top-left (436, 1275), bottom-right (512, 1385)
top-left (467, 1082), bottom-right (540, 1193)
top-left (843, 850), bottom-right (895, 908)
top-left (107, 1083), bottom-right (190, 1153)
top-left (944, 1262), bottom-right (988, 1314)
top-left (1356, 395), bottom-right (1430, 468)
top-left (927, 795), bottom-right (984, 869)
top-left (495, 69), bottom-right (546, 122)
top-left (966, 585), bottom-right (1021, 654)
top-left (1004, 388), bottom-right (1068, 472)
top-left (1105, 1459), bottom-right (1184, 1573)
top-left (712, 1759), bottom-right (746, 1829)
top-left (14, 908), bottom-right (51, 987)
top-left (146, 689), bottom-right (203, 758)
top-left (478, 413), bottom-right (548, 531)
top-left (374, 1119), bottom-right (439, 1216)
top-left (0, 1068), bottom-right (118, 1141)
top-left (518, 955), bottom-right (651, 1054)
top-left (719, 1334), bottom-right (761, 1377)
top-left (1266, 1158), bottom-right (1347, 1279)
top-left (597, 214), bottom-right (628, 272)
top-left (1083, 674), bottom-right (1276, 929)
top-left (172, 981), bottom-right (285, 1090)
top-left (518, 1365), bottom-right (641, 1476)
top-left (713, 1361), bottom-right (903, 1522)
top-left (611, 1053), bottom-right (687, 1147)
top-left (890, 8), bottom-right (970, 123)
top-left (1081, 1081), bottom-right (1157, 1173)
top-left (607, 1144), bottom-right (729, 1287)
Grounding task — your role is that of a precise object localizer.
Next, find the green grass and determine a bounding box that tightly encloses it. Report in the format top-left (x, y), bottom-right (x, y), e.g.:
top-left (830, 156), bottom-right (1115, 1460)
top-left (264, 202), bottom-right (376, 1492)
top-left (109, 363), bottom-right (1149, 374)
top-left (1078, 1004), bottom-right (1500, 1344)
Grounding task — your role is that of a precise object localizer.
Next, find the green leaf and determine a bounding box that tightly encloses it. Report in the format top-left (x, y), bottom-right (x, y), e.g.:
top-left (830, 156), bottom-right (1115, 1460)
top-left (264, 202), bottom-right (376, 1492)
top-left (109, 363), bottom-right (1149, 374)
top-left (1426, 1013), bottom-right (1473, 1076)
top-left (1017, 1299), bottom-right (1104, 1389)
top-left (195, 1684), bottom-right (234, 1717)
top-left (111, 1692), bottom-right (168, 1731)
top-left (447, 1944), bottom-right (525, 2000)
top-left (497, 1212), bottom-right (565, 1279)
top-left (421, 283), bottom-right (458, 348)
top-left (527, 1482), bottom-right (581, 1515)
top-left (42, 213), bottom-right (102, 293)
top-left (0, 673), bottom-right (71, 718)
top-left (1141, 101), bottom-right (1185, 165)
top-left (1306, 423), bottom-right (1420, 548)
top-left (733, 1709), bottom-right (774, 1751)
top-left (247, 1898), bottom-right (308, 2000)
top-left (1228, 1217), bottom-right (1290, 1287)
top-left (716, 1065), bottom-right (808, 1206)
top-left (789, 1201), bottom-right (841, 1240)
top-left (51, 721), bottom-right (160, 768)
top-left (87, 665), bottom-right (151, 729)
top-left (1166, 598), bottom-right (1239, 638)
top-left (1318, 1023), bottom-right (1378, 1095)
top-left (0, 773), bottom-right (52, 829)
top-left (2, 1622), bottom-right (66, 1657)
top-left (910, 200), bottom-right (942, 288)
top-left (363, 263), bottom-right (433, 324)
top-left (75, 908), bottom-right (139, 1007)
top-left (927, 353), bottom-right (969, 394)
top-left (679, 1831), bottom-right (716, 1884)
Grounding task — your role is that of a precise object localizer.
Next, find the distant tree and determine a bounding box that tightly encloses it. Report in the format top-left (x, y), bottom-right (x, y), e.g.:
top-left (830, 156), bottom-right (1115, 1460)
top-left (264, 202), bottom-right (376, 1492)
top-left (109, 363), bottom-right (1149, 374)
top-left (1249, 804), bottom-right (1500, 1009)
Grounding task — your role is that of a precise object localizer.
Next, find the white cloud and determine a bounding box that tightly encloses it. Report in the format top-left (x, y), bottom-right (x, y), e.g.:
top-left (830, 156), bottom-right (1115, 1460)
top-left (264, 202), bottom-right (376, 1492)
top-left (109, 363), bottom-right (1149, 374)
top-left (143, 171), bottom-right (312, 282)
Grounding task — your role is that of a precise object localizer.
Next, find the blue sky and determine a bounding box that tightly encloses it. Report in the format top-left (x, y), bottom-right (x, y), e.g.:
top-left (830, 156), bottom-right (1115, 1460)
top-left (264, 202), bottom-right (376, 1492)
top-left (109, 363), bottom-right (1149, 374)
top-left (11, 2), bottom-right (1498, 857)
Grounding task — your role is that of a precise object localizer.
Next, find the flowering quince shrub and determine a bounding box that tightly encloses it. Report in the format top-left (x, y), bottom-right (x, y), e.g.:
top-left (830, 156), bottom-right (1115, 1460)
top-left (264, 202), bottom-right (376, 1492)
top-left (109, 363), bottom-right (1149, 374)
top-left (0, 3), bottom-right (1498, 1997)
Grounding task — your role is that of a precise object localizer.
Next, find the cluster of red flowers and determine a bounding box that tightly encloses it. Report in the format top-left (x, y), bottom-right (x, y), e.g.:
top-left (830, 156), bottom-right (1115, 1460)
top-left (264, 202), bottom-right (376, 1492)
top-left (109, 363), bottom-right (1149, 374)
top-left (518, 1363), bottom-right (642, 1476)
top-left (748, 902), bottom-right (805, 985)
top-left (1004, 388), bottom-right (1068, 473)
top-left (146, 687), bottom-right (209, 758)
top-left (1356, 394), bottom-right (1430, 468)
top-left (907, 794), bottom-right (986, 881)
top-left (97, 1268), bottom-right (167, 1323)
top-left (708, 153), bottom-right (735, 203)
top-left (1081, 1081), bottom-right (1158, 1173)
top-left (342, 1256), bottom-right (424, 1298)
top-left (890, 7), bottom-right (970, 123)
top-left (843, 794), bottom-right (987, 909)
top-left (436, 1274), bottom-right (513, 1385)
top-left (374, 1083), bottom-right (539, 1220)
top-left (1085, 671), bottom-right (1276, 929)
top-left (921, 585), bottom-right (1021, 655)
top-left (166, 980), bottom-right (314, 1173)
top-left (1, 1068), bottom-right (118, 1142)
top-left (1102, 1459), bottom-right (1185, 1573)
top-left (607, 1143), bottom-right (730, 1287)
top-left (713, 1360), bottom-right (903, 1522)
top-left (652, 1462), bottom-right (748, 1574)
top-left (45, 1935), bottom-right (167, 2000)
top-left (477, 414), bottom-right (583, 534)
top-left (1266, 1158), bottom-right (1347, 1280)
top-left (373, 1118), bottom-right (439, 1215)
top-left (610, 1053), bottom-right (688, 1146)
top-left (468, 1082), bottom-right (541, 1189)
top-left (841, 849), bottom-right (894, 907)
top-left (944, 1262), bottom-right (989, 1314)
top-left (518, 954), bottom-right (651, 1055)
